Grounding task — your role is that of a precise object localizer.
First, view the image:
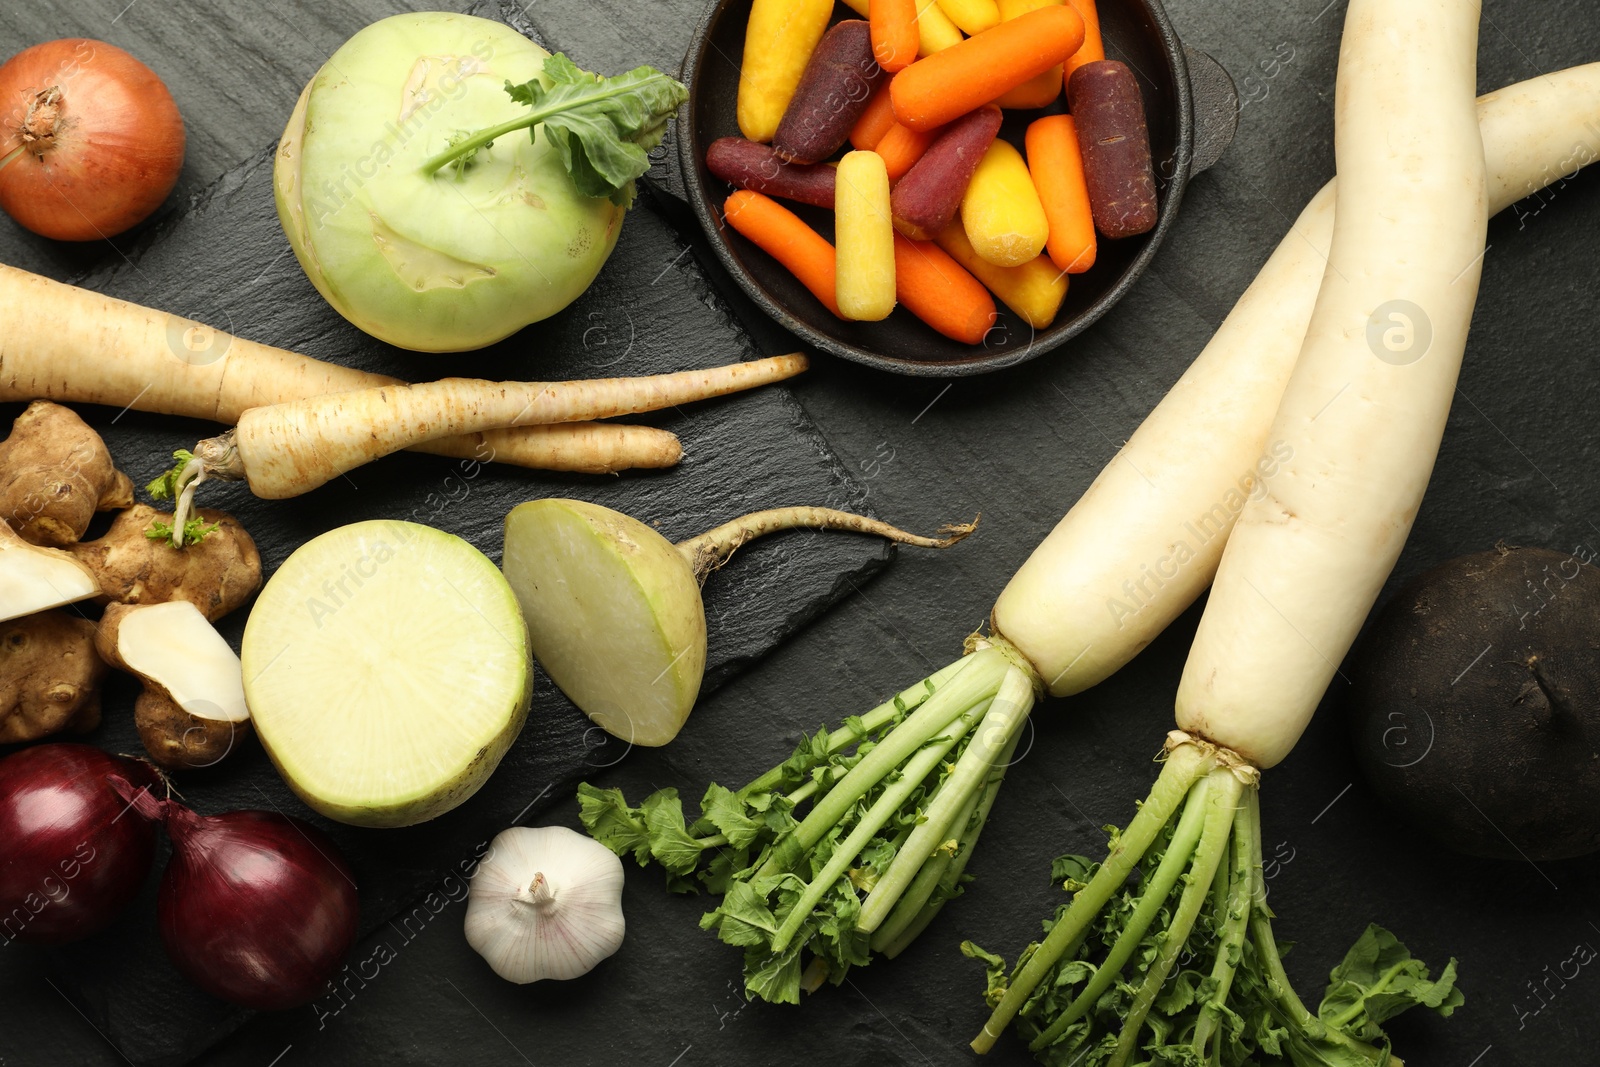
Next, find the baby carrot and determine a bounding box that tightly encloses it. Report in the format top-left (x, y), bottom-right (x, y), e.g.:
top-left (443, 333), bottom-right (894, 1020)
top-left (874, 122), bottom-right (940, 180)
top-left (890, 4), bottom-right (1084, 131)
top-left (935, 223), bottom-right (1067, 329)
top-left (962, 139), bottom-right (1050, 267)
top-left (936, 0), bottom-right (999, 36)
top-left (737, 0), bottom-right (834, 142)
top-left (851, 82), bottom-right (899, 150)
top-left (915, 0), bottom-right (965, 55)
top-left (1063, 0), bottom-right (1104, 82)
top-left (724, 190), bottom-right (842, 317)
top-left (994, 0), bottom-right (1064, 109)
top-left (872, 0), bottom-right (920, 72)
top-left (1025, 114), bottom-right (1096, 273)
top-left (893, 233), bottom-right (997, 344)
top-left (835, 151), bottom-right (897, 321)
top-left (839, 0), bottom-right (869, 12)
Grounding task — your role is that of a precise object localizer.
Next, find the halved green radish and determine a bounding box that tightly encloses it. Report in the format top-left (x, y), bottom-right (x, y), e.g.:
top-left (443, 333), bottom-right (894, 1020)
top-left (242, 520), bottom-right (532, 827)
top-left (502, 500), bottom-right (974, 747)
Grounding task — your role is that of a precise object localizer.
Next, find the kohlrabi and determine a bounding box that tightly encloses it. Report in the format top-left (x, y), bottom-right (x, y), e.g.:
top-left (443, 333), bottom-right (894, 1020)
top-left (274, 12), bottom-right (686, 353)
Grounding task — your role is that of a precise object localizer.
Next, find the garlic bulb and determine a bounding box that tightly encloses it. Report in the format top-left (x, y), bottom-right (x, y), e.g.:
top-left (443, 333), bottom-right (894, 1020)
top-left (464, 825), bottom-right (626, 983)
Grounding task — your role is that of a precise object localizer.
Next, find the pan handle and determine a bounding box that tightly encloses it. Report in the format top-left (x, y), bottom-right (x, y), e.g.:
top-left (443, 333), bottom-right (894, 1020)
top-left (1185, 46), bottom-right (1239, 176)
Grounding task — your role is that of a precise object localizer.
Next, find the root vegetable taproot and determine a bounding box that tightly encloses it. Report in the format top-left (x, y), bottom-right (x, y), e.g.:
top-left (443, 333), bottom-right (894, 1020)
top-left (773, 21), bottom-right (888, 165)
top-left (577, 60), bottom-right (1600, 1007)
top-left (936, 0), bottom-right (1000, 36)
top-left (889, 5), bottom-right (1084, 131)
top-left (1067, 61), bottom-right (1158, 239)
top-left (0, 610), bottom-right (106, 743)
top-left (96, 602), bottom-right (250, 771)
top-left (849, 83), bottom-right (899, 150)
top-left (893, 233), bottom-right (997, 343)
top-left (507, 500), bottom-right (976, 747)
top-left (993, 0), bottom-right (1065, 109)
top-left (834, 151), bottom-right (898, 322)
top-left (737, 0), bottom-right (835, 143)
top-left (870, 0), bottom-right (920, 73)
top-left (155, 354), bottom-right (809, 536)
top-left (871, 121), bottom-right (940, 181)
top-left (960, 139), bottom-right (1050, 267)
top-left (891, 105), bottom-right (1002, 240)
top-left (0, 401), bottom-right (132, 547)
top-left (68, 504), bottom-right (261, 621)
top-left (706, 137), bottom-right (839, 208)
top-left (934, 223), bottom-right (1066, 329)
top-left (0, 265), bottom-right (680, 475)
top-left (1062, 0), bottom-right (1103, 82)
top-left (724, 191), bottom-right (842, 316)
top-left (1026, 115), bottom-right (1096, 274)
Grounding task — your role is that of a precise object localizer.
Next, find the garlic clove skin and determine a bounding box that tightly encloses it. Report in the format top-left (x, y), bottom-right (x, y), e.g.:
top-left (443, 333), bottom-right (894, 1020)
top-left (465, 824), bottom-right (626, 984)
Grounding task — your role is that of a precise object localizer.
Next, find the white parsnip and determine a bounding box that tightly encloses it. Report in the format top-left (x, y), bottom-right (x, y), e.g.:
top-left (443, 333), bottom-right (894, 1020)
top-left (0, 266), bottom-right (680, 473)
top-left (1177, 0), bottom-right (1488, 769)
top-left (180, 354), bottom-right (807, 502)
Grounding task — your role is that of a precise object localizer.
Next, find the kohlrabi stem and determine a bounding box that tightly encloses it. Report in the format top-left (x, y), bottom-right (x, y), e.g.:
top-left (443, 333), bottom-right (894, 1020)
top-left (858, 664), bottom-right (1036, 934)
top-left (737, 659), bottom-right (970, 799)
top-left (1106, 769), bottom-right (1245, 1067)
top-left (875, 722), bottom-right (1020, 957)
top-left (418, 78), bottom-right (650, 177)
top-left (972, 741), bottom-right (1215, 1055)
top-left (1028, 772), bottom-right (1218, 1052)
top-left (759, 649), bottom-right (1009, 880)
top-left (768, 695), bottom-right (992, 955)
top-left (1191, 798), bottom-right (1256, 1058)
top-left (676, 507), bottom-right (978, 583)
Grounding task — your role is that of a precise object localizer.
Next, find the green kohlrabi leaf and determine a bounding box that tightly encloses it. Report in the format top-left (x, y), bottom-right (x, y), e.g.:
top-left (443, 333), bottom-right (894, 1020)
top-left (699, 783), bottom-right (765, 850)
top-left (638, 789), bottom-right (704, 876)
top-left (505, 53), bottom-right (688, 206)
top-left (576, 782), bottom-right (652, 865)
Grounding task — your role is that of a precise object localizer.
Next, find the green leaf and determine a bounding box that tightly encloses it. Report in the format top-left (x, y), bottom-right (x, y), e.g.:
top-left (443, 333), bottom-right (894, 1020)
top-left (704, 880), bottom-right (779, 948)
top-left (699, 783), bottom-right (764, 849)
top-left (503, 53), bottom-right (687, 206)
top-left (1318, 924), bottom-right (1463, 1039)
top-left (145, 449), bottom-right (196, 501)
top-left (576, 782), bottom-right (651, 865)
top-left (144, 516), bottom-right (219, 544)
top-left (639, 789), bottom-right (704, 876)
top-left (744, 941), bottom-right (804, 1005)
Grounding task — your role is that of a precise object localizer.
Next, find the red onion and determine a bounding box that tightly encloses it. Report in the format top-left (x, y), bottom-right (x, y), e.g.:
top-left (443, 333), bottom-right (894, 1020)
top-left (155, 804), bottom-right (358, 1010)
top-left (0, 744), bottom-right (160, 945)
top-left (0, 38), bottom-right (185, 241)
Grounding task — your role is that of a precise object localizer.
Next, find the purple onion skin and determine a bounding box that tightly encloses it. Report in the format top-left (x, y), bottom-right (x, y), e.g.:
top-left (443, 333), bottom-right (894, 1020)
top-left (0, 744), bottom-right (160, 945)
top-left (157, 806), bottom-right (358, 1011)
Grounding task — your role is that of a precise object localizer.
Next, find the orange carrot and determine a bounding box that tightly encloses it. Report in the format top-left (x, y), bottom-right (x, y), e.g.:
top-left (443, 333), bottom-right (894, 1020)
top-left (890, 5), bottom-right (1084, 131)
top-left (724, 191), bottom-right (842, 317)
top-left (893, 233), bottom-right (997, 343)
top-left (1063, 0), bottom-right (1104, 82)
top-left (994, 0), bottom-right (1064, 109)
top-left (871, 0), bottom-right (920, 72)
top-left (874, 122), bottom-right (940, 180)
top-left (851, 82), bottom-right (899, 150)
top-left (1026, 115), bottom-right (1097, 273)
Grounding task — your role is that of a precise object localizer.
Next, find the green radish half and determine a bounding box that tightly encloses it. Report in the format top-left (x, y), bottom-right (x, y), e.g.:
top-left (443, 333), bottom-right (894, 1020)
top-left (242, 520), bottom-right (532, 827)
top-left (503, 499), bottom-right (976, 748)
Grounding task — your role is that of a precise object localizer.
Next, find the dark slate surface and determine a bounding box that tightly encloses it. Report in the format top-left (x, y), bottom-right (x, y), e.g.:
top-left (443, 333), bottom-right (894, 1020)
top-left (3, 2), bottom-right (1600, 1067)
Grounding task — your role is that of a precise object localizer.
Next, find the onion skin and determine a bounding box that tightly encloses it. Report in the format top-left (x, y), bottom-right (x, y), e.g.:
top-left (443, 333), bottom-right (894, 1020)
top-left (0, 744), bottom-right (160, 945)
top-left (0, 39), bottom-right (185, 241)
top-left (157, 805), bottom-right (358, 1010)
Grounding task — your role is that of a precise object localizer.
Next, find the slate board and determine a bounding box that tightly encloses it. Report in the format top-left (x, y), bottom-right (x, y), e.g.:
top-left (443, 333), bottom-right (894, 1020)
top-left (12, 34), bottom-right (894, 1063)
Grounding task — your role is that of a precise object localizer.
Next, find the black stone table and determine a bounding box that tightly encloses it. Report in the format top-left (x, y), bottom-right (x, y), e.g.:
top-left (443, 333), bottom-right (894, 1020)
top-left (3, 2), bottom-right (1598, 1066)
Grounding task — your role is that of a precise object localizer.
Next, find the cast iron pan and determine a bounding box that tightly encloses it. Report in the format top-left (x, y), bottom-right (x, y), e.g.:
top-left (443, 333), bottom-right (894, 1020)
top-left (674, 0), bottom-right (1239, 376)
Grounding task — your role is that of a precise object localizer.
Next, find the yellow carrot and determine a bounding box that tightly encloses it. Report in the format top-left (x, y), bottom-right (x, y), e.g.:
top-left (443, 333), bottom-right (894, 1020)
top-left (737, 0), bottom-right (835, 142)
top-left (1026, 114), bottom-right (1097, 273)
top-left (961, 139), bottom-right (1050, 267)
top-left (937, 0), bottom-right (1000, 35)
top-left (835, 151), bottom-right (898, 321)
top-left (935, 223), bottom-right (1067, 329)
top-left (994, 0), bottom-right (1064, 108)
top-left (915, 0), bottom-right (965, 55)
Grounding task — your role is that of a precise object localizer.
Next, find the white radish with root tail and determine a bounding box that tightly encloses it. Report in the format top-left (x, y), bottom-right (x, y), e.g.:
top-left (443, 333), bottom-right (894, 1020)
top-left (573, 54), bottom-right (1600, 1015)
top-left (973, 1), bottom-right (1488, 1061)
